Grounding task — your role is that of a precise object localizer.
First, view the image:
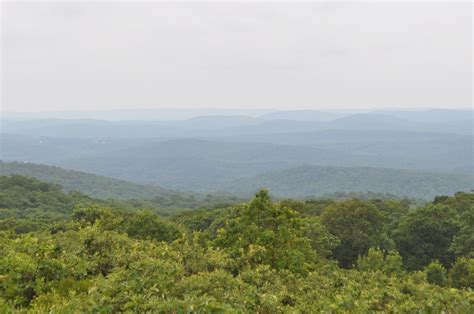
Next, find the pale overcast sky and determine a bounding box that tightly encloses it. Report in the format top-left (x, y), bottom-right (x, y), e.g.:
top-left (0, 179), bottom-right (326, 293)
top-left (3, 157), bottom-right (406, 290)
top-left (1, 1), bottom-right (472, 112)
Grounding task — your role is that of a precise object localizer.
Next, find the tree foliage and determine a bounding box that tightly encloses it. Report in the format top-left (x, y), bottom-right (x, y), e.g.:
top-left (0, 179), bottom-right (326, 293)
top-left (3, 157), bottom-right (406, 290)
top-left (321, 199), bottom-right (388, 268)
top-left (0, 176), bottom-right (473, 312)
top-left (394, 204), bottom-right (459, 270)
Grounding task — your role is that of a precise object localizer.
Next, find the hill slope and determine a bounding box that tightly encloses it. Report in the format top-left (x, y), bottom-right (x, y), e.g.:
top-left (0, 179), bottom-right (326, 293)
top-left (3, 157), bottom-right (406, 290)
top-left (51, 139), bottom-right (363, 190)
top-left (218, 165), bottom-right (474, 199)
top-left (0, 161), bottom-right (171, 200)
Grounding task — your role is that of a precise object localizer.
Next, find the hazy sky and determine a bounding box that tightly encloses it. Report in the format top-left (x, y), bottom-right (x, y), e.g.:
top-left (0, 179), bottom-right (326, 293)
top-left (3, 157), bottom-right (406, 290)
top-left (2, 1), bottom-right (472, 112)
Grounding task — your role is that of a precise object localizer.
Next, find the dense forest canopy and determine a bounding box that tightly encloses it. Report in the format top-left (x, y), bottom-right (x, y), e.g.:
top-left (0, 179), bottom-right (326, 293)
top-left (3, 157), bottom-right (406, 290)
top-left (0, 175), bottom-right (473, 312)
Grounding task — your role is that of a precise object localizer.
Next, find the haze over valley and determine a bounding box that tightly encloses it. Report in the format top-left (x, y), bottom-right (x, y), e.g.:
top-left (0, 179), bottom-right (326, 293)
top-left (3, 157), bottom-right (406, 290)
top-left (1, 108), bottom-right (472, 200)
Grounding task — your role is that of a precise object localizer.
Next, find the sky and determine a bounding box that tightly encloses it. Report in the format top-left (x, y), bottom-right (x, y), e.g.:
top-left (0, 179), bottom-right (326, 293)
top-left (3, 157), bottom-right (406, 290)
top-left (1, 1), bottom-right (472, 112)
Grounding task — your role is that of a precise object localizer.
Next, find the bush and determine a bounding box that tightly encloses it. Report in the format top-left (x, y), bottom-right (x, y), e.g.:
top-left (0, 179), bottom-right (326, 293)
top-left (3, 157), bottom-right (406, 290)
top-left (357, 248), bottom-right (403, 275)
top-left (449, 257), bottom-right (474, 289)
top-left (425, 260), bottom-right (447, 286)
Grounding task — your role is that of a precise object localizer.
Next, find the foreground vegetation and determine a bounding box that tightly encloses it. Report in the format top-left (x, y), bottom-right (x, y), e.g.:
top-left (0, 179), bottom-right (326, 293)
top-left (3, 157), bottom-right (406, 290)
top-left (0, 175), bottom-right (473, 312)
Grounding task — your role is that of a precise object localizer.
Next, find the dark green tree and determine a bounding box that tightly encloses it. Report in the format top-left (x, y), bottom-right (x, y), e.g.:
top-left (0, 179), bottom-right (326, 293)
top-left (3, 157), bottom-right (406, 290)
top-left (449, 257), bottom-right (474, 289)
top-left (321, 199), bottom-right (387, 268)
top-left (450, 207), bottom-right (474, 258)
top-left (394, 204), bottom-right (459, 270)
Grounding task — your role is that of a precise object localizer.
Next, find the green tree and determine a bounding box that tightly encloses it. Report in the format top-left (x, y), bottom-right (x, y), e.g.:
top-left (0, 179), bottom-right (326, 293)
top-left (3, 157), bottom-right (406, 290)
top-left (451, 207), bottom-right (474, 258)
top-left (123, 210), bottom-right (183, 243)
top-left (357, 248), bottom-right (385, 272)
top-left (394, 204), bottom-right (459, 270)
top-left (213, 190), bottom-right (332, 274)
top-left (449, 257), bottom-right (474, 289)
top-left (425, 260), bottom-right (447, 286)
top-left (357, 247), bottom-right (403, 275)
top-left (321, 199), bottom-right (387, 268)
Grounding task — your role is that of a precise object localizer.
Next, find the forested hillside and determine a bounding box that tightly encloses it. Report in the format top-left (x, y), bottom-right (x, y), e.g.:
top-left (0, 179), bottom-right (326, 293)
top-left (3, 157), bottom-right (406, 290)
top-left (1, 161), bottom-right (471, 201)
top-left (221, 165), bottom-right (474, 199)
top-left (0, 161), bottom-right (171, 200)
top-left (0, 176), bottom-right (473, 311)
top-left (0, 168), bottom-right (242, 216)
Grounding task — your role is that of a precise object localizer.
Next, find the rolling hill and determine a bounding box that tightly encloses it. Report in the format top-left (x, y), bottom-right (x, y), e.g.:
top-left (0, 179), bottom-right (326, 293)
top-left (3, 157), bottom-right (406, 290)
top-left (218, 165), bottom-right (474, 199)
top-left (0, 160), bottom-right (472, 201)
top-left (0, 161), bottom-right (172, 200)
top-left (2, 134), bottom-right (472, 192)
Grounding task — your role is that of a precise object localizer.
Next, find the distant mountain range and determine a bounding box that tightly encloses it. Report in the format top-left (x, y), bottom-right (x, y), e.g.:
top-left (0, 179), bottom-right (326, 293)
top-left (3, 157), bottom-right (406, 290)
top-left (1, 109), bottom-right (472, 199)
top-left (1, 108), bottom-right (274, 121)
top-left (2, 109), bottom-right (472, 138)
top-left (259, 110), bottom-right (347, 121)
top-left (3, 108), bottom-right (471, 123)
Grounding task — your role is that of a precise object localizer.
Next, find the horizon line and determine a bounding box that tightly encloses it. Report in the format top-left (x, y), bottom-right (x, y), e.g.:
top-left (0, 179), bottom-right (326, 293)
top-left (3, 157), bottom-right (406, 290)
top-left (3, 106), bottom-right (473, 114)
